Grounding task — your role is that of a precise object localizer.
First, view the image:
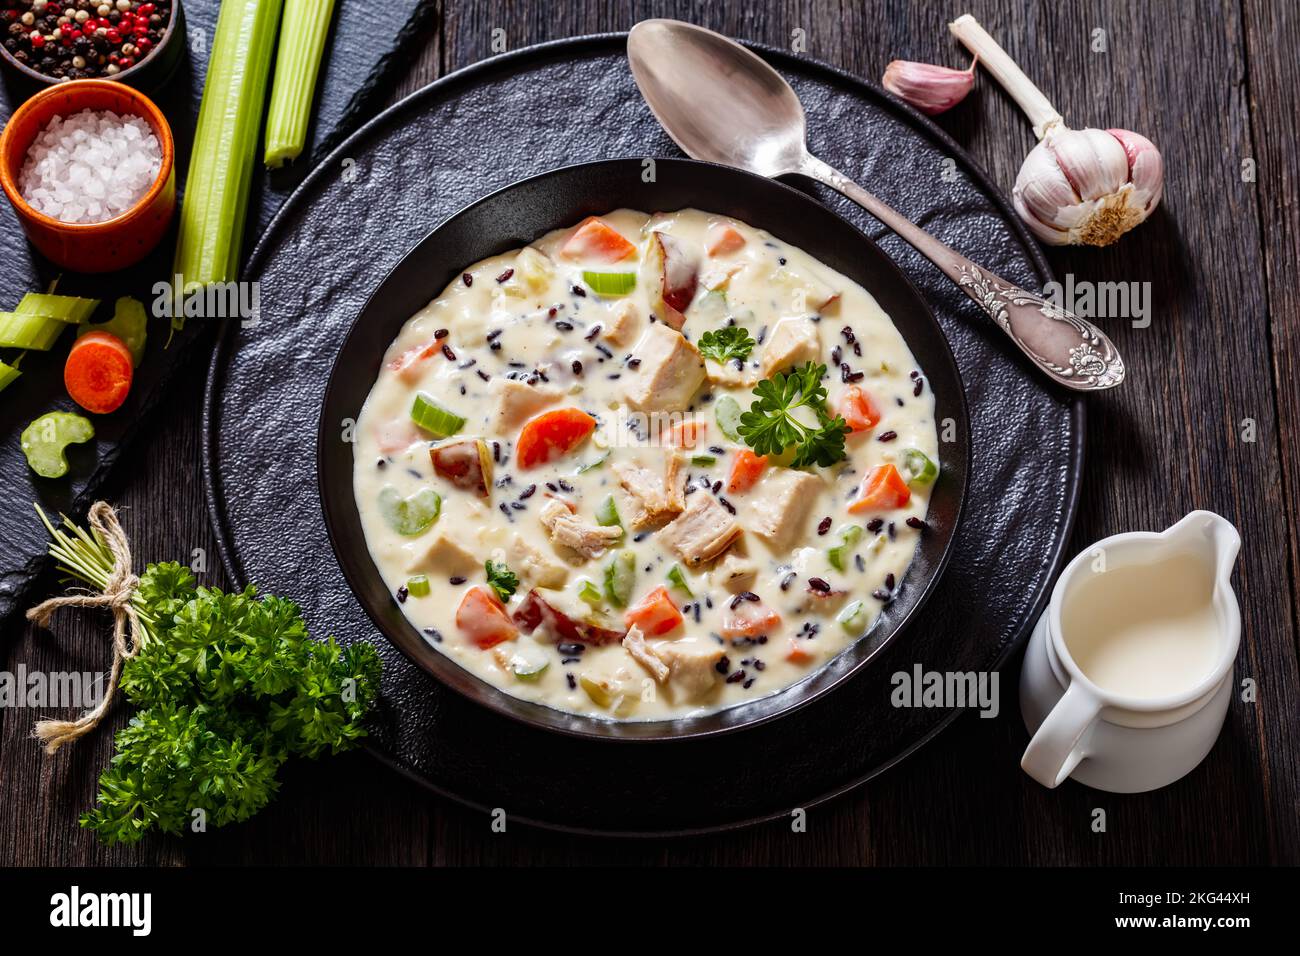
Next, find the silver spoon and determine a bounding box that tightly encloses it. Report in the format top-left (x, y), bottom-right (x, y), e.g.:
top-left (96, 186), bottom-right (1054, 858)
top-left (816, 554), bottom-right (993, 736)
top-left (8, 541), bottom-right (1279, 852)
top-left (627, 19), bottom-right (1124, 391)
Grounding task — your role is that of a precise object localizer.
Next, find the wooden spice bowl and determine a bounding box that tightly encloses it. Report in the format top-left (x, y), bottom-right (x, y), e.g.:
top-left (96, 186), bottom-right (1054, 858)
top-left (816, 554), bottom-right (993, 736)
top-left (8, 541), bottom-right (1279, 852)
top-left (0, 78), bottom-right (175, 271)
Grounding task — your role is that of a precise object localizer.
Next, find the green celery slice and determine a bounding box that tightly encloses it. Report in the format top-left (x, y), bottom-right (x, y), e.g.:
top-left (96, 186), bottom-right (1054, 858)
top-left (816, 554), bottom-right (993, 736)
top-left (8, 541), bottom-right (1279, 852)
top-left (577, 579), bottom-right (604, 608)
top-left (900, 448), bottom-right (939, 487)
top-left (0, 359), bottom-right (21, 393)
top-left (714, 395), bottom-right (742, 441)
top-left (603, 550), bottom-right (636, 608)
top-left (378, 486), bottom-right (441, 536)
top-left (406, 574), bottom-right (431, 597)
top-left (264, 0), bottom-right (337, 167)
top-left (15, 292), bottom-right (100, 323)
top-left (21, 412), bottom-right (94, 478)
top-left (76, 296), bottom-right (147, 366)
top-left (595, 494), bottom-right (623, 533)
top-left (410, 392), bottom-right (465, 437)
top-left (0, 311), bottom-right (66, 350)
top-left (827, 524), bottom-right (864, 571)
top-left (582, 271), bottom-right (637, 296)
top-left (666, 564), bottom-right (693, 597)
top-left (172, 0), bottom-right (285, 323)
top-left (690, 454), bottom-right (717, 467)
top-left (837, 600), bottom-right (869, 635)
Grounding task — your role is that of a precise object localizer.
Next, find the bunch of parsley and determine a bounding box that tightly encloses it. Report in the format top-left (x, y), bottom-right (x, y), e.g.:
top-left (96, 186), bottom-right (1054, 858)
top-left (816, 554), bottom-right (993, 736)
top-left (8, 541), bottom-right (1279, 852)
top-left (79, 562), bottom-right (381, 845)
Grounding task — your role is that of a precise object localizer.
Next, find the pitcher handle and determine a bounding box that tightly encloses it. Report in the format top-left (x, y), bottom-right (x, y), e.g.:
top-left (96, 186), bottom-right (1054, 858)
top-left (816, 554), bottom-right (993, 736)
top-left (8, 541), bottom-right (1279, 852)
top-left (1021, 682), bottom-right (1102, 788)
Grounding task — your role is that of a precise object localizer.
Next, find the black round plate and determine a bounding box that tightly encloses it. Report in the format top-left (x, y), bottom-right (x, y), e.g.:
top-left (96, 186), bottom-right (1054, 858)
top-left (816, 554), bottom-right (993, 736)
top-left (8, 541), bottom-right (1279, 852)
top-left (318, 157), bottom-right (970, 741)
top-left (203, 35), bottom-right (1082, 835)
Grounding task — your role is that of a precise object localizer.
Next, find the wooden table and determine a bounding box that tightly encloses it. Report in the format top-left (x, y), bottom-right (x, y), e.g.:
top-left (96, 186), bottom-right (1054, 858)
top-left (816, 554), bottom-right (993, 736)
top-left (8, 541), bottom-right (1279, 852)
top-left (3, 0), bottom-right (1297, 866)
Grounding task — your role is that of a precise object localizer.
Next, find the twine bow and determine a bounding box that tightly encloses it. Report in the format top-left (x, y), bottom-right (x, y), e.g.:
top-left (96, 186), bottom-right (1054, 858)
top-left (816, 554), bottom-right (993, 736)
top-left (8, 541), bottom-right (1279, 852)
top-left (26, 501), bottom-right (143, 754)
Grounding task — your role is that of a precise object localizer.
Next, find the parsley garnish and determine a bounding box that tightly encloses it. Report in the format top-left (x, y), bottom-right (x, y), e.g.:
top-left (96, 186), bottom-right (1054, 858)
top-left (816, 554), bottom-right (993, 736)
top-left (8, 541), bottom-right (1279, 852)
top-left (485, 559), bottom-right (519, 602)
top-left (697, 326), bottom-right (756, 364)
top-left (738, 362), bottom-right (849, 467)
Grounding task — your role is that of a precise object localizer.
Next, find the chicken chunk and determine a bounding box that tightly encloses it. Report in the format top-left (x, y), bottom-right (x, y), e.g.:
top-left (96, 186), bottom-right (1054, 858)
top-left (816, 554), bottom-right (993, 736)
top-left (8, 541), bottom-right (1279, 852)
top-left (622, 324), bottom-right (706, 414)
top-left (748, 469), bottom-right (824, 550)
top-left (760, 317), bottom-right (821, 378)
top-left (407, 529), bottom-right (479, 577)
top-left (705, 358), bottom-right (759, 388)
top-left (614, 453), bottom-right (684, 528)
top-left (602, 300), bottom-right (641, 347)
top-left (489, 378), bottom-right (561, 432)
top-left (538, 499), bottom-right (623, 559)
top-left (508, 534), bottom-right (569, 589)
top-left (708, 552), bottom-right (759, 592)
top-left (659, 493), bottom-right (742, 567)
top-left (622, 625), bottom-right (670, 683)
top-left (655, 637), bottom-right (724, 703)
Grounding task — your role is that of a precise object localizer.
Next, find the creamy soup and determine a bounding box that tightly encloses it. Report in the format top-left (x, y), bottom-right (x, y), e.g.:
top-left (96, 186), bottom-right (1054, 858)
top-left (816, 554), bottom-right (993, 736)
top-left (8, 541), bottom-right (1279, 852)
top-left (353, 208), bottom-right (939, 720)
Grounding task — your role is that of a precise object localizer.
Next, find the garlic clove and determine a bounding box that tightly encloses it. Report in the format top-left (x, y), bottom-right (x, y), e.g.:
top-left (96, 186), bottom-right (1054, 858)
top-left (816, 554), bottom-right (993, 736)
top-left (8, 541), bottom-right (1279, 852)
top-left (881, 59), bottom-right (975, 116)
top-left (1012, 141), bottom-right (1079, 243)
top-left (1107, 128), bottom-right (1164, 213)
top-left (1048, 127), bottom-right (1129, 201)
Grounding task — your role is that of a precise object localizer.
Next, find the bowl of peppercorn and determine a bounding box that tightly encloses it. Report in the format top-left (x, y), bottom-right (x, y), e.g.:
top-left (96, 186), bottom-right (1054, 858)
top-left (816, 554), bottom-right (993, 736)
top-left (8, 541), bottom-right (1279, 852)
top-left (0, 0), bottom-right (182, 91)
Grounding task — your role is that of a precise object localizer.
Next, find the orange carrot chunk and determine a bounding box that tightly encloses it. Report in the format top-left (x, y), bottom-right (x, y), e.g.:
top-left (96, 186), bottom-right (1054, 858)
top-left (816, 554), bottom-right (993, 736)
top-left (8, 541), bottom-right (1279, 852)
top-left (515, 407), bottom-right (597, 469)
top-left (785, 639), bottom-right (815, 664)
top-left (624, 585), bottom-right (684, 636)
top-left (706, 223), bottom-right (747, 256)
top-left (721, 600), bottom-right (782, 639)
top-left (455, 586), bottom-right (518, 649)
top-left (848, 463), bottom-right (912, 513)
top-left (64, 331), bottom-right (133, 415)
top-left (726, 449), bottom-right (768, 493)
top-left (836, 385), bottom-right (881, 432)
top-left (560, 216), bottom-right (637, 262)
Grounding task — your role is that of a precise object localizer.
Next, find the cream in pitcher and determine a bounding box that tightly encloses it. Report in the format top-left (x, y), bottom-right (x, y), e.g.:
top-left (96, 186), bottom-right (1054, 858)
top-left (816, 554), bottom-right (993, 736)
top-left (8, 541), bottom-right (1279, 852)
top-left (1019, 511), bottom-right (1241, 793)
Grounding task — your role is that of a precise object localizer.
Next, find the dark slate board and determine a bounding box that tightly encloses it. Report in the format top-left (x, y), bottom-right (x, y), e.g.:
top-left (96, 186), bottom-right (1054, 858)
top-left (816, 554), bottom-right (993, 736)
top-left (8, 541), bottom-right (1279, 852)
top-left (204, 36), bottom-right (1084, 835)
top-left (0, 0), bottom-right (439, 621)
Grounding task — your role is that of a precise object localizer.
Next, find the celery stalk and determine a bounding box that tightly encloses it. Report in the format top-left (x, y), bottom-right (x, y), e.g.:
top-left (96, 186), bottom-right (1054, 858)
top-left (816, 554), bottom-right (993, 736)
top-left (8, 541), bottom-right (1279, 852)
top-left (0, 312), bottom-right (67, 350)
top-left (15, 293), bottom-right (100, 323)
top-left (171, 0), bottom-right (284, 325)
top-left (0, 359), bottom-right (20, 393)
top-left (264, 0), bottom-right (336, 168)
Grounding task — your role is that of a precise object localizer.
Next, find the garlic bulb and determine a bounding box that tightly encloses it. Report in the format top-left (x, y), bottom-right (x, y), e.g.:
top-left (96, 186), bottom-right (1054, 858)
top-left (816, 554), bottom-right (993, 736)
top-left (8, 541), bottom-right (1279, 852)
top-left (949, 14), bottom-right (1164, 246)
top-left (882, 58), bottom-right (976, 115)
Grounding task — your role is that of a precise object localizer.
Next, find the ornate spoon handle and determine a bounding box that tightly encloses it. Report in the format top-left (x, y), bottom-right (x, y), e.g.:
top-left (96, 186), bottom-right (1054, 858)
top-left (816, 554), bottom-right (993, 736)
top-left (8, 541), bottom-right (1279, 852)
top-left (800, 154), bottom-right (1125, 391)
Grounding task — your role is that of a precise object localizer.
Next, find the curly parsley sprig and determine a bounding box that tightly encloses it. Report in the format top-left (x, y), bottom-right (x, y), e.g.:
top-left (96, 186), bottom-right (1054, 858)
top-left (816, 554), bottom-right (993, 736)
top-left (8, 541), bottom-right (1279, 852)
top-left (697, 326), bottom-right (756, 364)
top-left (737, 362), bottom-right (849, 468)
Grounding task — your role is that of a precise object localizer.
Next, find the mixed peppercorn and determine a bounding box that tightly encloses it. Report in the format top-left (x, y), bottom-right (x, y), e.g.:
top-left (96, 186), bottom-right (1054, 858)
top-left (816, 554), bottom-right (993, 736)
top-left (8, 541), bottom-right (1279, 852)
top-left (2, 0), bottom-right (169, 80)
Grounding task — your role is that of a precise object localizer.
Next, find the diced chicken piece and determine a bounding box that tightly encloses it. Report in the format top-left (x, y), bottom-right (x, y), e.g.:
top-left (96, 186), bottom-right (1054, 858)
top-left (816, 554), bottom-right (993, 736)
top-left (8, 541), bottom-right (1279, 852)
top-left (760, 317), bottom-right (821, 377)
top-left (602, 299), bottom-right (641, 347)
top-left (705, 358), bottom-right (759, 388)
top-left (614, 453), bottom-right (684, 528)
top-left (775, 263), bottom-right (841, 313)
top-left (748, 470), bottom-right (824, 550)
top-left (508, 534), bottom-right (569, 589)
top-left (489, 378), bottom-right (561, 432)
top-left (408, 529), bottom-right (479, 577)
top-left (622, 323), bottom-right (706, 414)
top-left (659, 493), bottom-right (742, 567)
top-left (622, 625), bottom-right (670, 683)
top-left (699, 261), bottom-right (743, 292)
top-left (656, 637), bottom-right (724, 703)
top-left (538, 499), bottom-right (623, 559)
top-left (709, 552), bottom-right (759, 592)
top-left (516, 246), bottom-right (553, 292)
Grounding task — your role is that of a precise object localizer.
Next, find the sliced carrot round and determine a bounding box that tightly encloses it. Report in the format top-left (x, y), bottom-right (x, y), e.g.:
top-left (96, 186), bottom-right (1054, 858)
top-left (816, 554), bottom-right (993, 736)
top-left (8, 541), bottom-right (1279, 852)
top-left (516, 407), bottom-right (597, 469)
top-left (64, 331), bottom-right (134, 415)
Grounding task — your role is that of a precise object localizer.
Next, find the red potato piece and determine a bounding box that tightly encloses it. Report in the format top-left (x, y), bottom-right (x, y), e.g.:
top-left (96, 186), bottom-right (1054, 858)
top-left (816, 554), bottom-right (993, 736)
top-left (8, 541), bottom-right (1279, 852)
top-left (512, 588), bottom-right (626, 644)
top-left (706, 223), bottom-right (747, 256)
top-left (430, 439), bottom-right (493, 496)
top-left (644, 231), bottom-right (699, 330)
top-left (455, 586), bottom-right (519, 649)
top-left (515, 407), bottom-right (597, 469)
top-left (560, 216), bottom-right (637, 262)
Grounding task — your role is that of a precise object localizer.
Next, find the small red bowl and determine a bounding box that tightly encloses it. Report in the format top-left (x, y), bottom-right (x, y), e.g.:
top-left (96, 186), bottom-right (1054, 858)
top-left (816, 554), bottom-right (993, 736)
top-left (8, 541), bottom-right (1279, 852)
top-left (0, 79), bottom-right (175, 272)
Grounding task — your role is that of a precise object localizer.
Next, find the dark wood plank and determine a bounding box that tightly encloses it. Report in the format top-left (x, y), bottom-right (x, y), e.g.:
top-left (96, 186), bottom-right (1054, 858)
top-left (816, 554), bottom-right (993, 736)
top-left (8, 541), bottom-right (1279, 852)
top-left (2, 0), bottom-right (1297, 866)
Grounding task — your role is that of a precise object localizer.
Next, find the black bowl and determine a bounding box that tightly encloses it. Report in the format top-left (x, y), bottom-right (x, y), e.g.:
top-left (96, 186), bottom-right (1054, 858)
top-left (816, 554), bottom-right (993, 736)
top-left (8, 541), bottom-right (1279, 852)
top-left (319, 157), bottom-right (970, 741)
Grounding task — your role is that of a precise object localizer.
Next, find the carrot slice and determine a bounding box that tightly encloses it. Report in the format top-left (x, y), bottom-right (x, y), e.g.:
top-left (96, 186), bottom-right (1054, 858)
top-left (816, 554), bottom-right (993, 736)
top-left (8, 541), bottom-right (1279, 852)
top-left (726, 449), bottom-right (768, 493)
top-left (455, 586), bottom-right (518, 649)
top-left (722, 600), bottom-right (781, 639)
top-left (836, 385), bottom-right (881, 432)
top-left (667, 420), bottom-right (706, 448)
top-left (516, 407), bottom-right (597, 469)
top-left (785, 639), bottom-right (814, 664)
top-left (848, 463), bottom-right (912, 513)
top-left (624, 585), bottom-right (684, 636)
top-left (64, 331), bottom-right (133, 414)
top-left (560, 216), bottom-right (637, 262)
top-left (706, 223), bottom-right (747, 256)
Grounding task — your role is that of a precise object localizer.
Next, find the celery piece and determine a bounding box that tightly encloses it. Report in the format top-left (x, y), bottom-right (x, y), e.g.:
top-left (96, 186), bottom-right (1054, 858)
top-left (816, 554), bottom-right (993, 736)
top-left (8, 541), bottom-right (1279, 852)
top-left (666, 564), bottom-right (693, 598)
top-left (172, 0), bottom-right (285, 322)
top-left (0, 311), bottom-right (66, 350)
top-left (76, 297), bottom-right (147, 366)
top-left (21, 412), bottom-right (94, 479)
top-left (603, 551), bottom-right (636, 608)
top-left (837, 600), bottom-right (869, 635)
top-left (264, 0), bottom-right (337, 167)
top-left (595, 494), bottom-right (623, 532)
top-left (0, 359), bottom-right (20, 393)
top-left (577, 579), bottom-right (604, 608)
top-left (582, 271), bottom-right (637, 297)
top-left (15, 292), bottom-right (100, 323)
top-left (406, 574), bottom-right (431, 598)
top-left (410, 392), bottom-right (465, 437)
top-left (714, 395), bottom-right (742, 441)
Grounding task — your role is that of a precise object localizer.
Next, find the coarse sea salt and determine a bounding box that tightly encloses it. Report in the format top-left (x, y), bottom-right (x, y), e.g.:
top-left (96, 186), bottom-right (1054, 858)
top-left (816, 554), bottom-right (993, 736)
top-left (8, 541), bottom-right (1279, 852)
top-left (18, 109), bottom-right (162, 225)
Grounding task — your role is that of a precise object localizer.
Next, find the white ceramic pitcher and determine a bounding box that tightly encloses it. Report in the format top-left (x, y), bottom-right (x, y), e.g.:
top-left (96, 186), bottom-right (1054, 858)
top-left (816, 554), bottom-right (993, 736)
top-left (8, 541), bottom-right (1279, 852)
top-left (1019, 510), bottom-right (1241, 793)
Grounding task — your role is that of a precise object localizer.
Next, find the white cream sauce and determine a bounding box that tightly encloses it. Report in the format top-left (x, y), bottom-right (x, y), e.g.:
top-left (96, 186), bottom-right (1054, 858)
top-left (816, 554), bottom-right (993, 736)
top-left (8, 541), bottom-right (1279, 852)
top-left (353, 209), bottom-right (939, 720)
